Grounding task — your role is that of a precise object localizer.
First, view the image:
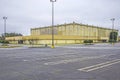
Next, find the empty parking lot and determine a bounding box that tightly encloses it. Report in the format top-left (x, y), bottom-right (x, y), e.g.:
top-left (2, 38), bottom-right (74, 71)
top-left (0, 43), bottom-right (120, 80)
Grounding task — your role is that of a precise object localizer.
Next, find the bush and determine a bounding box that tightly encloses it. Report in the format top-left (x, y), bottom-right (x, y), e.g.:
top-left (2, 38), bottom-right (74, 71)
top-left (109, 39), bottom-right (116, 43)
top-left (0, 40), bottom-right (9, 44)
top-left (4, 40), bottom-right (9, 44)
top-left (84, 40), bottom-right (93, 44)
top-left (109, 32), bottom-right (118, 42)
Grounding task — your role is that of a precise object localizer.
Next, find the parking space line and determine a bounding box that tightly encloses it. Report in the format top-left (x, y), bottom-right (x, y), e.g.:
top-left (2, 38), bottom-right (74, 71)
top-left (44, 54), bottom-right (113, 65)
top-left (78, 59), bottom-right (120, 72)
top-left (57, 46), bottom-right (120, 49)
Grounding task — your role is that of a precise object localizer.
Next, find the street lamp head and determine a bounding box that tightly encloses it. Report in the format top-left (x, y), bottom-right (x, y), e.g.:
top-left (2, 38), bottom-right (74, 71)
top-left (3, 16), bottom-right (7, 19)
top-left (50, 0), bottom-right (56, 2)
top-left (110, 18), bottom-right (115, 21)
top-left (113, 18), bottom-right (115, 21)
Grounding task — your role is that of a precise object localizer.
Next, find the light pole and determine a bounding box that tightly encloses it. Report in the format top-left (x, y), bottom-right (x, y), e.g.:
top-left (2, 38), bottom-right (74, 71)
top-left (110, 18), bottom-right (115, 45)
top-left (50, 0), bottom-right (56, 48)
top-left (3, 16), bottom-right (7, 40)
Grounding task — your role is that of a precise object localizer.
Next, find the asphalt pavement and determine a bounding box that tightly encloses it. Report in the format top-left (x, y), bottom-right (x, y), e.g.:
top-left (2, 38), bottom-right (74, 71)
top-left (0, 43), bottom-right (120, 80)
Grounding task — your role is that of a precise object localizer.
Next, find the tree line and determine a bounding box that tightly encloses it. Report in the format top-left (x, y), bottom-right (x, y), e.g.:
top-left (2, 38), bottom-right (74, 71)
top-left (0, 32), bottom-right (23, 40)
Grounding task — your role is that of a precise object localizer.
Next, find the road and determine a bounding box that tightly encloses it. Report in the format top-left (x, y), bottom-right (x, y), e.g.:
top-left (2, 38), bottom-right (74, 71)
top-left (0, 43), bottom-right (120, 80)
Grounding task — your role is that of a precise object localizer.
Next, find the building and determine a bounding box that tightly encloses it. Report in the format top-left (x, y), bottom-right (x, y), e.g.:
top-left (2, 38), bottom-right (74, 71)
top-left (6, 22), bottom-right (118, 45)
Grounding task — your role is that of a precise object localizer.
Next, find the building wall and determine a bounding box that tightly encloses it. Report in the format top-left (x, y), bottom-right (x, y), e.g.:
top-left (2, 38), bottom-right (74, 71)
top-left (31, 23), bottom-right (115, 41)
top-left (6, 22), bottom-right (118, 45)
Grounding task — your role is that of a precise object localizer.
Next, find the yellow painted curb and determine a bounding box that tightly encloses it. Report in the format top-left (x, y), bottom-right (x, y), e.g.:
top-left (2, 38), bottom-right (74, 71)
top-left (51, 46), bottom-right (55, 48)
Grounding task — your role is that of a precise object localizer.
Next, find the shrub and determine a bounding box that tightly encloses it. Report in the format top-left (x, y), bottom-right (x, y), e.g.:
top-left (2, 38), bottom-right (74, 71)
top-left (109, 39), bottom-right (116, 43)
top-left (84, 40), bottom-right (93, 44)
top-left (109, 32), bottom-right (118, 42)
top-left (0, 40), bottom-right (9, 44)
top-left (4, 40), bottom-right (9, 44)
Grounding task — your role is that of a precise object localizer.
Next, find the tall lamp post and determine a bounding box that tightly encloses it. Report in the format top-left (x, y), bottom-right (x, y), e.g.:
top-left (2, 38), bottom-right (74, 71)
top-left (50, 0), bottom-right (56, 48)
top-left (110, 18), bottom-right (115, 45)
top-left (3, 16), bottom-right (7, 40)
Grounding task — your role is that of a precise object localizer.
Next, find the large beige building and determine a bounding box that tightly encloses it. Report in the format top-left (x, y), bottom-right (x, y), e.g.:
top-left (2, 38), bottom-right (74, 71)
top-left (6, 22), bottom-right (118, 45)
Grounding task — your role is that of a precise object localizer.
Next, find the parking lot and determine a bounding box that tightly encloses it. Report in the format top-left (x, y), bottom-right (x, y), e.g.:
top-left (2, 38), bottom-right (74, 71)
top-left (0, 43), bottom-right (120, 80)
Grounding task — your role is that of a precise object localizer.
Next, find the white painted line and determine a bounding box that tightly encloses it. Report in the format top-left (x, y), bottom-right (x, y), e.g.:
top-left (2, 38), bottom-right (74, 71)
top-left (78, 59), bottom-right (120, 72)
top-left (23, 60), bottom-right (29, 62)
top-left (86, 60), bottom-right (120, 72)
top-left (44, 54), bottom-right (113, 65)
top-left (79, 59), bottom-right (120, 70)
top-left (56, 46), bottom-right (120, 49)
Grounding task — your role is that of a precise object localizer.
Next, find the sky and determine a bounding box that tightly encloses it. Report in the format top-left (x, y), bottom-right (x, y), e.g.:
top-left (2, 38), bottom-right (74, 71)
top-left (0, 0), bottom-right (120, 36)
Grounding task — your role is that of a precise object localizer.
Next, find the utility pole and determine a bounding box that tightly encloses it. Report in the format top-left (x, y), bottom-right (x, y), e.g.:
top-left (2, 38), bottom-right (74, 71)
top-left (50, 0), bottom-right (56, 48)
top-left (3, 16), bottom-right (7, 40)
top-left (110, 18), bottom-right (115, 45)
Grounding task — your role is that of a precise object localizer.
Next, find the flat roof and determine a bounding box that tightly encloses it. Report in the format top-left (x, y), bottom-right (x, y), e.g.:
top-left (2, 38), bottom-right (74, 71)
top-left (31, 22), bottom-right (118, 31)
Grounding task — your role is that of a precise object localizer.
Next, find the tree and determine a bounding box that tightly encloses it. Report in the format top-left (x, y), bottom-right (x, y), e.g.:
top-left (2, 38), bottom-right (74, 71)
top-left (0, 36), bottom-right (9, 44)
top-left (1, 32), bottom-right (23, 37)
top-left (0, 32), bottom-right (23, 41)
top-left (109, 32), bottom-right (118, 42)
top-left (0, 35), bottom-right (4, 40)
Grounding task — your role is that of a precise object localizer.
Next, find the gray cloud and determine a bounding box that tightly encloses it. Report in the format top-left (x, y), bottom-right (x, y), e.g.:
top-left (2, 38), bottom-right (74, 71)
top-left (0, 0), bottom-right (120, 35)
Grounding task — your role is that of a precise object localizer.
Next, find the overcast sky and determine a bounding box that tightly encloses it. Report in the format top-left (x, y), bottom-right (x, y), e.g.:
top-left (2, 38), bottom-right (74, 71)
top-left (0, 0), bottom-right (120, 35)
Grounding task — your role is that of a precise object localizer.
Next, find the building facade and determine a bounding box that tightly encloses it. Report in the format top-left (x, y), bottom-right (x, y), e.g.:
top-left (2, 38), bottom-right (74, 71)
top-left (6, 22), bottom-right (118, 45)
